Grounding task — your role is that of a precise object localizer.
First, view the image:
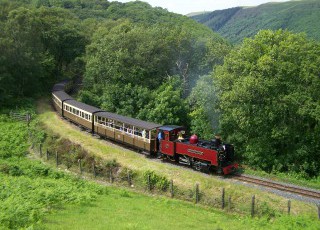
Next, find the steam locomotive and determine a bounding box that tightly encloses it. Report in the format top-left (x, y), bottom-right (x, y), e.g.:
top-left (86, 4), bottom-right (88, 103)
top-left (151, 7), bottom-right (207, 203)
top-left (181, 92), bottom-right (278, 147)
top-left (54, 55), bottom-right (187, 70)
top-left (52, 81), bottom-right (238, 175)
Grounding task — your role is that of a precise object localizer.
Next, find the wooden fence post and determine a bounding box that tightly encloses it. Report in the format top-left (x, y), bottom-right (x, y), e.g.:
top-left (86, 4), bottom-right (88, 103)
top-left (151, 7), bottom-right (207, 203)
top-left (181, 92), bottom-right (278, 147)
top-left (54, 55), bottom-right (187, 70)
top-left (251, 195), bottom-right (255, 217)
top-left (78, 159), bottom-right (82, 174)
top-left (92, 163), bottom-right (96, 178)
top-left (195, 183), bottom-right (199, 204)
top-left (221, 188), bottom-right (225, 209)
top-left (228, 195), bottom-right (232, 211)
top-left (127, 171), bottom-right (131, 186)
top-left (288, 200), bottom-right (291, 215)
top-left (27, 113), bottom-right (31, 126)
top-left (170, 180), bottom-right (174, 198)
top-left (46, 149), bottom-right (49, 160)
top-left (55, 151), bottom-right (58, 167)
top-left (147, 174), bottom-right (151, 191)
top-left (109, 170), bottom-right (113, 183)
top-left (39, 144), bottom-right (42, 157)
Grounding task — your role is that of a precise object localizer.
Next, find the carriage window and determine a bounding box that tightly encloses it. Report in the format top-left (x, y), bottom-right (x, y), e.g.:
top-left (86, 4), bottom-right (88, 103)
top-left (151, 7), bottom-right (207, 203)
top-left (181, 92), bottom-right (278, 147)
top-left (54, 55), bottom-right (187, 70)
top-left (135, 127), bottom-right (142, 136)
top-left (107, 119), bottom-right (114, 127)
top-left (115, 121), bottom-right (123, 130)
top-left (125, 125), bottom-right (133, 134)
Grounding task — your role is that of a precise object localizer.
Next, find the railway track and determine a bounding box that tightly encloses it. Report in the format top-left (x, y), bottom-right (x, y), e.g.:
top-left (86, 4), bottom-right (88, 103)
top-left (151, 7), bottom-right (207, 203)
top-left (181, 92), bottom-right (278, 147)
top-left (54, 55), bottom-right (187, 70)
top-left (234, 174), bottom-right (320, 200)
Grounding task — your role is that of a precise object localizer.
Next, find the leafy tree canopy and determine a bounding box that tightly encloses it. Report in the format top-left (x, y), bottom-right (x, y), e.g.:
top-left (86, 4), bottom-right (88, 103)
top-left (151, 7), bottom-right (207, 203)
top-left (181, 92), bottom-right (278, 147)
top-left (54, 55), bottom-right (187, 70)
top-left (215, 30), bottom-right (320, 177)
top-left (0, 4), bottom-right (85, 103)
top-left (138, 76), bottom-right (189, 126)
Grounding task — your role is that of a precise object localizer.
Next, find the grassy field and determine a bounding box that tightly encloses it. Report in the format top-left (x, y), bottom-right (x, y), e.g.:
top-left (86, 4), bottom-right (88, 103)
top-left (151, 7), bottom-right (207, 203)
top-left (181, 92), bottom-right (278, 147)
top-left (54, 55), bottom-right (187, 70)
top-left (43, 186), bottom-right (318, 230)
top-left (37, 98), bottom-right (319, 220)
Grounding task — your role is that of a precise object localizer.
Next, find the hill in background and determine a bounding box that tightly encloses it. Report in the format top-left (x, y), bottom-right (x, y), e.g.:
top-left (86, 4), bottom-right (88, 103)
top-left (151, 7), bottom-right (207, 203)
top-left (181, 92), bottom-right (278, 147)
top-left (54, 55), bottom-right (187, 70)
top-left (191, 0), bottom-right (320, 43)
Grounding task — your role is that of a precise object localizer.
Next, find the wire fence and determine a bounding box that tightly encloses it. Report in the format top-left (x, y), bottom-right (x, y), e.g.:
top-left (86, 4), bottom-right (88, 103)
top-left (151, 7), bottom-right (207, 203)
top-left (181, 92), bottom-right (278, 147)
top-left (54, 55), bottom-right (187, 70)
top-left (29, 131), bottom-right (320, 220)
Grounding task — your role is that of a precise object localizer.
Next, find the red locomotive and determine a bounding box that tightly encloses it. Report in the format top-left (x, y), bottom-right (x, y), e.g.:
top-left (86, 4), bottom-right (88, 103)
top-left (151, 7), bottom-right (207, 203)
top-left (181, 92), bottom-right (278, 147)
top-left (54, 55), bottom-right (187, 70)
top-left (52, 81), bottom-right (238, 175)
top-left (157, 125), bottom-right (238, 174)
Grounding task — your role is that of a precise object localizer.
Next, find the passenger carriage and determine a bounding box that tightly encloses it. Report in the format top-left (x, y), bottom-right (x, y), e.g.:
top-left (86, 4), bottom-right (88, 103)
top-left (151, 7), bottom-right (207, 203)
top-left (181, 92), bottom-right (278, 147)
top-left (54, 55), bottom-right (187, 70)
top-left (63, 100), bottom-right (102, 131)
top-left (94, 112), bottom-right (161, 154)
top-left (52, 91), bottom-right (73, 116)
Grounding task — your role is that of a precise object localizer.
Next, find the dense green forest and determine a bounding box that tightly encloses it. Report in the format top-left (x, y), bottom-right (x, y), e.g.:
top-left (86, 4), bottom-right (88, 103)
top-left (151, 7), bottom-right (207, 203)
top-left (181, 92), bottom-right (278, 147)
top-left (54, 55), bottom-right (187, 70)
top-left (191, 0), bottom-right (320, 44)
top-left (1, 0), bottom-right (320, 179)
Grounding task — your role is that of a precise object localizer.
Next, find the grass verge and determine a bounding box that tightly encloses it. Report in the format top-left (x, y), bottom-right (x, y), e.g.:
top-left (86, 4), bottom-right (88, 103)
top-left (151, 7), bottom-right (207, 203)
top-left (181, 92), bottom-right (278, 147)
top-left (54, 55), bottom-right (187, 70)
top-left (43, 186), bottom-right (319, 230)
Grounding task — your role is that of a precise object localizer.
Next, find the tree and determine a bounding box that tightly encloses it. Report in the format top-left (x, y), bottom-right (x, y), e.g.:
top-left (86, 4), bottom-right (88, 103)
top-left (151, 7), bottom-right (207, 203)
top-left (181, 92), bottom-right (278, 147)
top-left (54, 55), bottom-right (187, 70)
top-left (84, 20), bottom-right (175, 90)
top-left (139, 76), bottom-right (189, 126)
top-left (99, 83), bottom-right (151, 118)
top-left (35, 7), bottom-right (86, 78)
top-left (2, 7), bottom-right (53, 97)
top-left (215, 30), bottom-right (320, 176)
top-left (0, 6), bottom-right (86, 103)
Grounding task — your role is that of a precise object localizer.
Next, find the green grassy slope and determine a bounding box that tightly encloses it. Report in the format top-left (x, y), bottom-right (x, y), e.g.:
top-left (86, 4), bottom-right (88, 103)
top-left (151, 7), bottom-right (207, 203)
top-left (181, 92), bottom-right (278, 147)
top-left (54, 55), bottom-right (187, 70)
top-left (44, 187), bottom-right (319, 230)
top-left (191, 0), bottom-right (320, 43)
top-left (0, 107), bottom-right (103, 229)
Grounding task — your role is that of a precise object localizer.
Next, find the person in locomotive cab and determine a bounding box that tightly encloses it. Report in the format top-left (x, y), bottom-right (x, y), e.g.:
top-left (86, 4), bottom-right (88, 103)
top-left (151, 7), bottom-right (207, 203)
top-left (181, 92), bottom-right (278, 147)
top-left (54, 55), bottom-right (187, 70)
top-left (178, 132), bottom-right (184, 141)
top-left (212, 134), bottom-right (222, 149)
top-left (157, 131), bottom-right (164, 158)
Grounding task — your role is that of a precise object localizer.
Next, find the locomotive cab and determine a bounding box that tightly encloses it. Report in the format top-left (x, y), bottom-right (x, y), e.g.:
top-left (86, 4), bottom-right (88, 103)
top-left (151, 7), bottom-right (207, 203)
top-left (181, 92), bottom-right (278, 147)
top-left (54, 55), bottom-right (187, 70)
top-left (156, 125), bottom-right (185, 158)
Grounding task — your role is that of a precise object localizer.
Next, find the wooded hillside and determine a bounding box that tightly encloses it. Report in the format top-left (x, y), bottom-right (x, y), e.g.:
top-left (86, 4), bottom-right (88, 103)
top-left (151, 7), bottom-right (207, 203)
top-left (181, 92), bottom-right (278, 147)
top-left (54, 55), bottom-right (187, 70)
top-left (191, 0), bottom-right (320, 43)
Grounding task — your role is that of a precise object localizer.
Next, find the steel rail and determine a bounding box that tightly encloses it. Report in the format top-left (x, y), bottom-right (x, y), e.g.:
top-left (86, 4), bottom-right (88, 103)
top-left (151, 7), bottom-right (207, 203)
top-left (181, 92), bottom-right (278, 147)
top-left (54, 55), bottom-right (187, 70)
top-left (234, 174), bottom-right (320, 199)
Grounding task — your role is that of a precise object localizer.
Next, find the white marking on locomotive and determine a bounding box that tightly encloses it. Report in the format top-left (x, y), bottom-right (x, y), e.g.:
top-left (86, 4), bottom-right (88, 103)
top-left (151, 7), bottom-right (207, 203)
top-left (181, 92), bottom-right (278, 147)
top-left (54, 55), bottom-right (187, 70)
top-left (187, 149), bottom-right (204, 155)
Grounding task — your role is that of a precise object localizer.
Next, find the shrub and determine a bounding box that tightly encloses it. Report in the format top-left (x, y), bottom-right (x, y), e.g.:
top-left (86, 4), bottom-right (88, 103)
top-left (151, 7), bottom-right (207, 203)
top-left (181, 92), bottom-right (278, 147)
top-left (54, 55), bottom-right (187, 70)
top-left (143, 170), bottom-right (169, 191)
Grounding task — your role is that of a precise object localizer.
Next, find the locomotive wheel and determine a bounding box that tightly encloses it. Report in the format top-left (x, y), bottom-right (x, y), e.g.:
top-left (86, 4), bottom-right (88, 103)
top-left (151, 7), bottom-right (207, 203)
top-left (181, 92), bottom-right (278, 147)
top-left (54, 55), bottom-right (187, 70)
top-left (218, 153), bottom-right (226, 162)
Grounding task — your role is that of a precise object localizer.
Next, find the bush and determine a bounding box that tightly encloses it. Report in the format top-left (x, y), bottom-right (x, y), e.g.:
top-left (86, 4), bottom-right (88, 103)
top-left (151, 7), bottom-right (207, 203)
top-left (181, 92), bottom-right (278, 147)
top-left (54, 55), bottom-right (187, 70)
top-left (143, 170), bottom-right (170, 191)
